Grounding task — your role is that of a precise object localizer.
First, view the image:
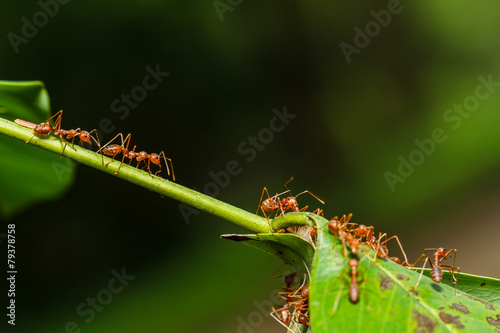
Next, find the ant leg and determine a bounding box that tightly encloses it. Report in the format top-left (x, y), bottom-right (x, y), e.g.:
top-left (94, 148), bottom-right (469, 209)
top-left (59, 137), bottom-right (74, 159)
top-left (48, 110), bottom-right (64, 131)
top-left (311, 208), bottom-right (324, 217)
top-left (370, 232), bottom-right (387, 263)
top-left (51, 111), bottom-right (63, 133)
top-left (411, 255), bottom-right (430, 290)
top-left (98, 132), bottom-right (125, 166)
top-left (442, 249), bottom-right (460, 296)
top-left (146, 158), bottom-right (155, 178)
top-left (98, 132), bottom-right (124, 153)
top-left (380, 235), bottom-right (410, 267)
top-left (260, 206), bottom-right (270, 222)
top-left (51, 111), bottom-right (66, 155)
top-left (26, 133), bottom-right (36, 144)
top-left (158, 151), bottom-right (175, 181)
top-left (331, 282), bottom-right (345, 315)
top-left (26, 110), bottom-right (63, 143)
top-left (87, 129), bottom-right (104, 165)
top-left (256, 187), bottom-right (270, 215)
top-left (295, 190), bottom-right (325, 205)
top-left (283, 176), bottom-right (294, 195)
top-left (447, 249), bottom-right (459, 283)
top-left (298, 205), bottom-right (309, 212)
top-left (339, 235), bottom-right (348, 259)
top-left (114, 133), bottom-right (132, 175)
top-left (440, 264), bottom-right (461, 296)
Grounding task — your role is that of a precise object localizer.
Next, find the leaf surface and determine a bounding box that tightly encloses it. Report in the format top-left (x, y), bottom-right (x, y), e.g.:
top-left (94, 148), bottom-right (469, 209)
top-left (308, 214), bottom-right (500, 333)
top-left (0, 81), bottom-right (74, 218)
top-left (221, 232), bottom-right (314, 275)
top-left (420, 269), bottom-right (500, 307)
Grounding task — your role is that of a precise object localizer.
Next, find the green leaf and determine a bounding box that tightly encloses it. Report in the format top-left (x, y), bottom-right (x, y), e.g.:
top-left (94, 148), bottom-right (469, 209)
top-left (309, 214), bottom-right (500, 332)
top-left (0, 81), bottom-right (74, 219)
top-left (420, 269), bottom-right (500, 307)
top-left (0, 80), bottom-right (50, 122)
top-left (221, 233), bottom-right (314, 276)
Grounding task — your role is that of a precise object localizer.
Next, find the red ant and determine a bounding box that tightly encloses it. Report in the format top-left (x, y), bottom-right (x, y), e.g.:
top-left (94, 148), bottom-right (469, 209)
top-left (288, 284), bottom-right (310, 326)
top-left (329, 218), bottom-right (409, 266)
top-left (271, 280), bottom-right (310, 329)
top-left (363, 232), bottom-right (409, 266)
top-left (411, 247), bottom-right (460, 296)
top-left (279, 177), bottom-right (324, 213)
top-left (328, 214), bottom-right (355, 257)
top-left (256, 188), bottom-right (289, 220)
top-left (51, 111), bottom-right (101, 158)
top-left (331, 258), bottom-right (364, 314)
top-left (15, 110), bottom-right (62, 143)
top-left (15, 110), bottom-right (101, 159)
top-left (98, 133), bottom-right (175, 180)
top-left (257, 178), bottom-right (324, 221)
top-left (270, 303), bottom-right (292, 329)
top-left (347, 258), bottom-right (361, 303)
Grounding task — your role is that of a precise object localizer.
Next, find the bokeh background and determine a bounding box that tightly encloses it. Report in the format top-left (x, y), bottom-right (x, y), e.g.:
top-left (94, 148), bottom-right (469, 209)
top-left (1, 1), bottom-right (500, 332)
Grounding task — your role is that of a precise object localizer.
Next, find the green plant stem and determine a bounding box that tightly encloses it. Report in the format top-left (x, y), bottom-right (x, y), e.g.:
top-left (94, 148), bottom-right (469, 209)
top-left (271, 212), bottom-right (317, 231)
top-left (0, 117), bottom-right (271, 233)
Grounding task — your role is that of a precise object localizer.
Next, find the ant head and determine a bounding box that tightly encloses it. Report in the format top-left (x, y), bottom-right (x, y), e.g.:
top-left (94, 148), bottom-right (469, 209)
top-left (328, 218), bottom-right (340, 235)
top-left (79, 131), bottom-right (92, 143)
top-left (281, 196), bottom-right (298, 208)
top-left (435, 248), bottom-right (447, 257)
top-left (150, 153), bottom-right (161, 166)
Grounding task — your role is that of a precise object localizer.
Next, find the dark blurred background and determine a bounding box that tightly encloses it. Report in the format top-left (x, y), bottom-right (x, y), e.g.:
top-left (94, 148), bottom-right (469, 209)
top-left (1, 1), bottom-right (500, 332)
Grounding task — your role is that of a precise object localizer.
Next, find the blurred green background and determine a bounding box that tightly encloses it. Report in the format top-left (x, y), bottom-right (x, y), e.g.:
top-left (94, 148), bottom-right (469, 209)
top-left (1, 1), bottom-right (500, 332)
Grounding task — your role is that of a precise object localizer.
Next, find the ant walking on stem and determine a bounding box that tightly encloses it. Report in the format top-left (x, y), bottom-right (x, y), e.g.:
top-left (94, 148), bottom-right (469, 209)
top-left (411, 247), bottom-right (461, 296)
top-left (15, 110), bottom-right (102, 160)
top-left (98, 133), bottom-right (175, 180)
top-left (279, 177), bottom-right (325, 213)
top-left (256, 188), bottom-right (290, 220)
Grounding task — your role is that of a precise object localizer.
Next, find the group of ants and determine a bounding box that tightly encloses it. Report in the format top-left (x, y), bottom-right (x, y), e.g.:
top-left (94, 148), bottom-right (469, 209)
top-left (15, 110), bottom-right (175, 180)
top-left (16, 111), bottom-right (460, 330)
top-left (256, 178), bottom-right (461, 330)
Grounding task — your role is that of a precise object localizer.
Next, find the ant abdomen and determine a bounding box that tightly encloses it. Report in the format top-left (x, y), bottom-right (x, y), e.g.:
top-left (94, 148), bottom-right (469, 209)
top-left (431, 266), bottom-right (443, 283)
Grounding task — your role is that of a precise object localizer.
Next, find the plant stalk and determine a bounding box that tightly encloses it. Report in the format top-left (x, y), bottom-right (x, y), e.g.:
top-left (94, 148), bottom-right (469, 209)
top-left (0, 117), bottom-right (271, 233)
